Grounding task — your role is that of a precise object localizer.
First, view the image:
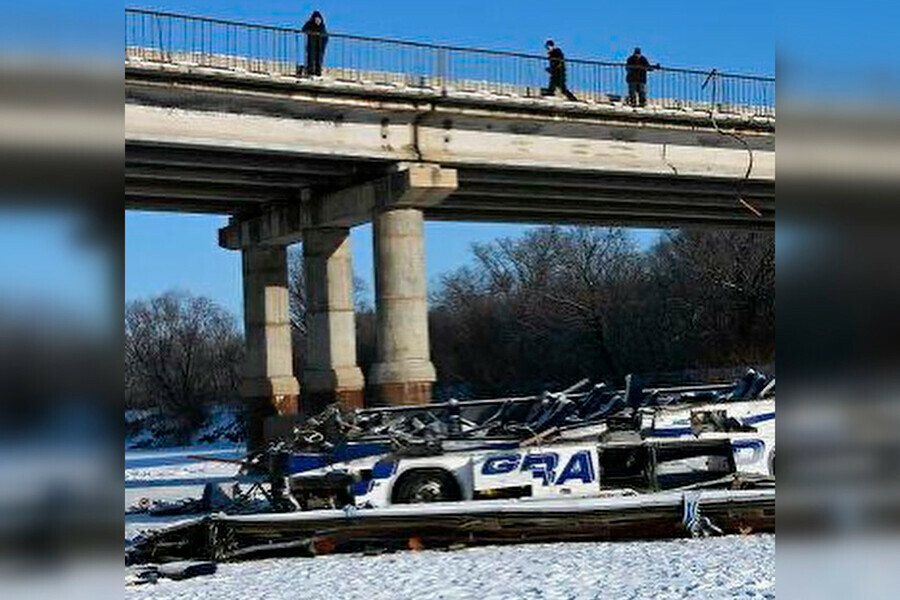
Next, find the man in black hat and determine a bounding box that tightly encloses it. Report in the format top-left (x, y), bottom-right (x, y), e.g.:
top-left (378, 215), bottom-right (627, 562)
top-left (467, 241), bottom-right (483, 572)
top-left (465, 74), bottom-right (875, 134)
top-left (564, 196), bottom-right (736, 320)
top-left (541, 40), bottom-right (578, 101)
top-left (625, 47), bottom-right (659, 107)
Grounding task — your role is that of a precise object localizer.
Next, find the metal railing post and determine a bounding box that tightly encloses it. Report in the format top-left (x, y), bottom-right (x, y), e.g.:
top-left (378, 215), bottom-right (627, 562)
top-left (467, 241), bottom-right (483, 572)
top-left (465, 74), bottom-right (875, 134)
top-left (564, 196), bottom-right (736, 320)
top-left (436, 47), bottom-right (448, 92)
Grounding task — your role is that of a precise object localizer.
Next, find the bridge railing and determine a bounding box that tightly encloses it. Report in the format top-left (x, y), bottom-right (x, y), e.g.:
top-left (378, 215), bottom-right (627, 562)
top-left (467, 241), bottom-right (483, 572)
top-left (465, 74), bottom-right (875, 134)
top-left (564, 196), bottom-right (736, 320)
top-left (125, 8), bottom-right (775, 117)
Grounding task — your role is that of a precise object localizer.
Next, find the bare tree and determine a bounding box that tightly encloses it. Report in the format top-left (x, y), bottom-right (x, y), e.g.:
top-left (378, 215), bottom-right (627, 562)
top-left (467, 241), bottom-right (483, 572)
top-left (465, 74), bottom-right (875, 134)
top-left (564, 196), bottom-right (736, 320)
top-left (644, 229), bottom-right (775, 368)
top-left (125, 291), bottom-right (243, 440)
top-left (430, 226), bottom-right (774, 397)
top-left (430, 227), bottom-right (640, 394)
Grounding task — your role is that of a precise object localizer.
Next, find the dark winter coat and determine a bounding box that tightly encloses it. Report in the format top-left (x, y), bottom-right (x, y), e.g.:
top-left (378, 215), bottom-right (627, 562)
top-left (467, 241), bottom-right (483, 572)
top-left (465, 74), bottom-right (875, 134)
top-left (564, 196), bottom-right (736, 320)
top-left (302, 11), bottom-right (329, 64)
top-left (626, 53), bottom-right (651, 83)
top-left (548, 47), bottom-right (566, 74)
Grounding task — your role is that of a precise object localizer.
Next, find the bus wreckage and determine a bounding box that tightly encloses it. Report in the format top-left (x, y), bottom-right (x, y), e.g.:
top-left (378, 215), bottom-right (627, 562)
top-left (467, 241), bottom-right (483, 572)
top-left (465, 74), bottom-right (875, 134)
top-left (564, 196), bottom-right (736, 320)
top-left (127, 370), bottom-right (775, 564)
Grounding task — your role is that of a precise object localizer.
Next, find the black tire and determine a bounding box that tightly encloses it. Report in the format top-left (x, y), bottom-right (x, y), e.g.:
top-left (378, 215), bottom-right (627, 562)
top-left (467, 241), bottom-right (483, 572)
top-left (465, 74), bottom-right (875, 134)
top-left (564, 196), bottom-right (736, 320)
top-left (391, 469), bottom-right (461, 504)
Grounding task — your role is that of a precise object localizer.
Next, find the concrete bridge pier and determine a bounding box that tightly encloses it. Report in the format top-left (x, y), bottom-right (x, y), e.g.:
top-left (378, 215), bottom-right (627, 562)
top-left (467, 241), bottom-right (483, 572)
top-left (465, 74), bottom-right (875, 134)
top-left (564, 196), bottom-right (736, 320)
top-left (369, 207), bottom-right (436, 405)
top-left (302, 227), bottom-right (365, 413)
top-left (218, 163), bottom-right (459, 410)
top-left (240, 245), bottom-right (300, 450)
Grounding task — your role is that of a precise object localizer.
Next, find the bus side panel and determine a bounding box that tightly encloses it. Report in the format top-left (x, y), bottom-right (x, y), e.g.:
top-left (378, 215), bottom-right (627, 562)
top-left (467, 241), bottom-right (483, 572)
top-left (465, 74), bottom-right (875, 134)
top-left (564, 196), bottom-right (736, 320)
top-left (473, 444), bottom-right (600, 499)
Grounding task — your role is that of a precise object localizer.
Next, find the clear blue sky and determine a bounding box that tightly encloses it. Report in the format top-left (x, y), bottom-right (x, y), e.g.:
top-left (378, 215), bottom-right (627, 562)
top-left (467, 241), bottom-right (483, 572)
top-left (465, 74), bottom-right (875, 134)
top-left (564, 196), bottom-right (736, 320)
top-left (133, 0), bottom-right (775, 73)
top-left (124, 1), bottom-right (775, 318)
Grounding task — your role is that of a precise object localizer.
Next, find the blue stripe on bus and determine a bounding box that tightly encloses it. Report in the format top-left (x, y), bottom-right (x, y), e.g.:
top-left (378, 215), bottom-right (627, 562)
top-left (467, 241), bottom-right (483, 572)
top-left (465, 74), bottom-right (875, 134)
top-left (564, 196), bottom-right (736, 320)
top-left (372, 460), bottom-right (397, 480)
top-left (741, 412), bottom-right (775, 425)
top-left (287, 442), bottom-right (393, 474)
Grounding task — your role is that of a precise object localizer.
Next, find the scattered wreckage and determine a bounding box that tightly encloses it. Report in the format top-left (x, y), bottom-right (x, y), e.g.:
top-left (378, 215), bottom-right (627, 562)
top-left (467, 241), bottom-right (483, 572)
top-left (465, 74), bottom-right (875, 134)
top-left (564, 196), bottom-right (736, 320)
top-left (127, 485), bottom-right (774, 566)
top-left (283, 368), bottom-right (774, 510)
top-left (127, 369), bottom-right (775, 564)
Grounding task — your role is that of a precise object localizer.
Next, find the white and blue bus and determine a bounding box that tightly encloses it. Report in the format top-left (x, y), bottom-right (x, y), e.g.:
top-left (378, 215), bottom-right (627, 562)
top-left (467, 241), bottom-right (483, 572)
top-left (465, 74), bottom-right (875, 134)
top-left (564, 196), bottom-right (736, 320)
top-left (286, 398), bottom-right (774, 509)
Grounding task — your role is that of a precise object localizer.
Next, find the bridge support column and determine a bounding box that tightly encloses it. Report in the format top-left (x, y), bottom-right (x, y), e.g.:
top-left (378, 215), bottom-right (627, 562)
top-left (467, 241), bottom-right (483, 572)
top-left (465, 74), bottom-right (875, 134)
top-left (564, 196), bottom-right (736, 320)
top-left (220, 164), bottom-right (457, 410)
top-left (369, 207), bottom-right (436, 405)
top-left (241, 245), bottom-right (300, 450)
top-left (302, 227), bottom-right (365, 413)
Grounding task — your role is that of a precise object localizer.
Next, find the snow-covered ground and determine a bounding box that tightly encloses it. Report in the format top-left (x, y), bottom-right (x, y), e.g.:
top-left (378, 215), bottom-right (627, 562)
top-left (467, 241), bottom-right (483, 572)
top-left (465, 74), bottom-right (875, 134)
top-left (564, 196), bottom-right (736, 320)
top-left (125, 444), bottom-right (242, 541)
top-left (125, 445), bottom-right (242, 483)
top-left (126, 536), bottom-right (775, 600)
top-left (125, 446), bottom-right (775, 599)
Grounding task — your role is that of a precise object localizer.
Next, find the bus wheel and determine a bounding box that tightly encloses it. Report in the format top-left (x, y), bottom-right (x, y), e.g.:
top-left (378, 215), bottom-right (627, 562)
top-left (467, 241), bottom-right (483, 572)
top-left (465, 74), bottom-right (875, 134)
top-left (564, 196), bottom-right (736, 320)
top-left (392, 469), bottom-right (461, 504)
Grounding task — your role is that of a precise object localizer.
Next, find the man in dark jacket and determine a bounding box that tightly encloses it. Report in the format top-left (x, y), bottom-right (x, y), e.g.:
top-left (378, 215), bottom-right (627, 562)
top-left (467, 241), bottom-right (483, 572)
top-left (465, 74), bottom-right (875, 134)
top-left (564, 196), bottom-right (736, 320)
top-left (541, 40), bottom-right (578, 101)
top-left (302, 10), bottom-right (328, 77)
top-left (625, 47), bottom-right (659, 107)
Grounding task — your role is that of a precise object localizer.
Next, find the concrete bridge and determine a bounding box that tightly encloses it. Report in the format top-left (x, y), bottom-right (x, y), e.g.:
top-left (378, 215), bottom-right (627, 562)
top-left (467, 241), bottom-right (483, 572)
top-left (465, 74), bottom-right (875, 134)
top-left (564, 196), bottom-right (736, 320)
top-left (124, 9), bottom-right (774, 445)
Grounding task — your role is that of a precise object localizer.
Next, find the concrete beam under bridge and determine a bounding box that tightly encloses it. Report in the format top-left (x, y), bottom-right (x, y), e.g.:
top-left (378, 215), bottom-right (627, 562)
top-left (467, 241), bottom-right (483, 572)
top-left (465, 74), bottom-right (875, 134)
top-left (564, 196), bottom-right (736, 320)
top-left (218, 164), bottom-right (458, 249)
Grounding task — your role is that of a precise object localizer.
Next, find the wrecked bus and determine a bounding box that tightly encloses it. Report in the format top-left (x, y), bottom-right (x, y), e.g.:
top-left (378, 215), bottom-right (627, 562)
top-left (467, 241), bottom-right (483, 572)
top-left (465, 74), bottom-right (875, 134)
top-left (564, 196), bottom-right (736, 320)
top-left (287, 436), bottom-right (767, 510)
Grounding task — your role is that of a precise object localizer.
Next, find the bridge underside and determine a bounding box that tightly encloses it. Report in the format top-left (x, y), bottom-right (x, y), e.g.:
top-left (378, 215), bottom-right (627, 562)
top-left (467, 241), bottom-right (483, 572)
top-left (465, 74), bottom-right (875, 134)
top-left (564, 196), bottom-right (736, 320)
top-left (126, 143), bottom-right (772, 228)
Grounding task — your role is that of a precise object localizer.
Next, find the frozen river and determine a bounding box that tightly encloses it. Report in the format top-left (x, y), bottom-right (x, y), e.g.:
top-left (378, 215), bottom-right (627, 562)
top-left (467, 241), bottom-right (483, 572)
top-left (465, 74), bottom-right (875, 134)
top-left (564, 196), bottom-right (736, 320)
top-left (125, 445), bottom-right (775, 599)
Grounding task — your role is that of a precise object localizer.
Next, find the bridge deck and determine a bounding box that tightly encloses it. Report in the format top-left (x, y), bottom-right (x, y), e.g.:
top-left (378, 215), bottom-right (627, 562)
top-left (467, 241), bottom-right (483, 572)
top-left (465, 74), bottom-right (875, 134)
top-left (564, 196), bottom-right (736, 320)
top-left (126, 47), bottom-right (774, 124)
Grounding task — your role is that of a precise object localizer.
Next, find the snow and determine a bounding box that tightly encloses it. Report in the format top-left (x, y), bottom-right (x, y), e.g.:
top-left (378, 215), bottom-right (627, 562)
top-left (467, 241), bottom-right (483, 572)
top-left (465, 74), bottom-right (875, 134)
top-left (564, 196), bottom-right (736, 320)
top-left (125, 443), bottom-right (243, 465)
top-left (125, 460), bottom-right (239, 483)
top-left (125, 444), bottom-right (242, 541)
top-left (124, 445), bottom-right (775, 599)
top-left (125, 536), bottom-right (775, 600)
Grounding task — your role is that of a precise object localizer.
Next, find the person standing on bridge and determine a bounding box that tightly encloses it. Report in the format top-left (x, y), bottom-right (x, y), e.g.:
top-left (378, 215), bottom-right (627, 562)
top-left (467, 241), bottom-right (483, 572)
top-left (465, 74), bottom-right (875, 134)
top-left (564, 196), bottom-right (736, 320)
top-left (302, 10), bottom-right (328, 77)
top-left (625, 47), bottom-right (659, 107)
top-left (541, 40), bottom-right (578, 101)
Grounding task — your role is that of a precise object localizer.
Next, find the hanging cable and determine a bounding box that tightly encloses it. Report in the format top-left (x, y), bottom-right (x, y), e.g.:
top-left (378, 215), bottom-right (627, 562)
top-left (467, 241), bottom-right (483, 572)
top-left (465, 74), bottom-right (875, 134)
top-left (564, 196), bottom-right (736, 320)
top-left (702, 69), bottom-right (761, 218)
top-left (662, 143), bottom-right (679, 175)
